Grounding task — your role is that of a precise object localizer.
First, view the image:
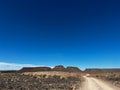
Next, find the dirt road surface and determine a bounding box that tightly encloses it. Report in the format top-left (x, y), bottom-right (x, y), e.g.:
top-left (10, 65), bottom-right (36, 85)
top-left (80, 76), bottom-right (119, 90)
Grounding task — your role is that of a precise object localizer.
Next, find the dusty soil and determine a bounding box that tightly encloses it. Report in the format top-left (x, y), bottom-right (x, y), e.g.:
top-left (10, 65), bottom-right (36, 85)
top-left (81, 76), bottom-right (119, 90)
top-left (92, 72), bottom-right (120, 88)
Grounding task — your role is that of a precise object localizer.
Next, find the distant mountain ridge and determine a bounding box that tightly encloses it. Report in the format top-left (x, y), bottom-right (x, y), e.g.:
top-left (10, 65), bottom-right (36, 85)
top-left (84, 68), bottom-right (120, 73)
top-left (19, 65), bottom-right (82, 73)
top-left (0, 66), bottom-right (120, 73)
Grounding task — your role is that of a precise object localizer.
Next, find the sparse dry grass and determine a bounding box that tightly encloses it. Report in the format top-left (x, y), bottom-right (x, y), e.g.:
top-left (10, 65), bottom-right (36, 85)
top-left (0, 72), bottom-right (82, 90)
top-left (23, 71), bottom-right (82, 78)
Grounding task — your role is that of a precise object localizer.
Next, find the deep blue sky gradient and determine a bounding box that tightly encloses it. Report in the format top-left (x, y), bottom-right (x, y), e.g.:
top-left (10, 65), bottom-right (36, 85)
top-left (0, 0), bottom-right (120, 69)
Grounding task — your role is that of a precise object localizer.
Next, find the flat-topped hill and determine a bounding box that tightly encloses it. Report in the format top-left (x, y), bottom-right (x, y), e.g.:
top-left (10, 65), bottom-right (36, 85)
top-left (19, 65), bottom-right (82, 73)
top-left (19, 67), bottom-right (52, 72)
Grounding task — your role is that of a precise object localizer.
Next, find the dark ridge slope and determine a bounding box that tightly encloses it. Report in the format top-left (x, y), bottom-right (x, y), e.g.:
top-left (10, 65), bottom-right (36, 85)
top-left (84, 68), bottom-right (120, 74)
top-left (66, 66), bottom-right (82, 72)
top-left (19, 67), bottom-right (52, 72)
top-left (52, 65), bottom-right (66, 71)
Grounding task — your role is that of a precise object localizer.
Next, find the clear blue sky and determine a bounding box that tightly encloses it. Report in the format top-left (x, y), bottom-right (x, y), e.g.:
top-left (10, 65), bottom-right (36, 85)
top-left (0, 0), bottom-right (120, 69)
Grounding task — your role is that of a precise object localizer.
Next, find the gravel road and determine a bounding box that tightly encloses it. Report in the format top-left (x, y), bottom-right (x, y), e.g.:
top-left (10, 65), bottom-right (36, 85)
top-left (80, 76), bottom-right (119, 90)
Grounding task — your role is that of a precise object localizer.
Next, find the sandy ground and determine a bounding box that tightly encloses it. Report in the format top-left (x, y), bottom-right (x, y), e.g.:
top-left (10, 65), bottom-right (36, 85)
top-left (80, 76), bottom-right (120, 90)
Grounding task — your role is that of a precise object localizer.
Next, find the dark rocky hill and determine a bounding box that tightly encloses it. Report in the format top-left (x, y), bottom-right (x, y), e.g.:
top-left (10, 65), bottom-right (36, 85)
top-left (66, 66), bottom-right (82, 72)
top-left (19, 65), bottom-right (82, 73)
top-left (52, 65), bottom-right (66, 71)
